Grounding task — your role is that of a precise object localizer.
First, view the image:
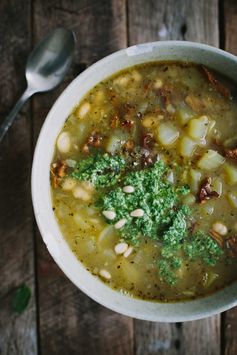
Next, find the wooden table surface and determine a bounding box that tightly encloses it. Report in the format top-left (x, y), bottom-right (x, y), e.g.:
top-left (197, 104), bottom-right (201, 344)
top-left (1, 0), bottom-right (237, 354)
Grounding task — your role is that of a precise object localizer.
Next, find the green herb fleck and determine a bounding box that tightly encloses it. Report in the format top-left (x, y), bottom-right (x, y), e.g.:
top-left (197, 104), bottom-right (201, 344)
top-left (11, 284), bottom-right (31, 314)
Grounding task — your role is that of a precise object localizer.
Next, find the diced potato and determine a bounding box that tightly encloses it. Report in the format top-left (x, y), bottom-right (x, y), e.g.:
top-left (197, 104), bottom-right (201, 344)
top-left (121, 260), bottom-right (140, 283)
top-left (201, 203), bottom-right (214, 216)
top-left (197, 150), bottom-right (225, 171)
top-left (207, 120), bottom-right (216, 135)
top-left (98, 225), bottom-right (115, 244)
top-left (106, 136), bottom-right (121, 154)
top-left (131, 70), bottom-right (142, 82)
top-left (73, 185), bottom-right (92, 201)
top-left (212, 177), bottom-right (223, 196)
top-left (166, 104), bottom-right (175, 114)
top-left (187, 115), bottom-right (209, 142)
top-left (176, 108), bottom-right (193, 125)
top-left (179, 136), bottom-right (197, 158)
top-left (224, 136), bottom-right (237, 148)
top-left (224, 163), bottom-right (237, 185)
top-left (153, 78), bottom-right (163, 89)
top-left (94, 90), bottom-right (105, 104)
top-left (113, 75), bottom-right (130, 87)
top-left (142, 115), bottom-right (157, 128)
top-left (62, 178), bottom-right (77, 191)
top-left (189, 169), bottom-right (202, 193)
top-left (203, 272), bottom-right (219, 288)
top-left (73, 213), bottom-right (90, 229)
top-left (227, 191), bottom-right (237, 208)
top-left (156, 123), bottom-right (179, 147)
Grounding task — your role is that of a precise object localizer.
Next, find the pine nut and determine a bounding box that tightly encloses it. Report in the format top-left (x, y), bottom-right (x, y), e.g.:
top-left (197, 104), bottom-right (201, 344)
top-left (123, 246), bottom-right (133, 258)
top-left (114, 218), bottom-right (126, 229)
top-left (102, 210), bottom-right (116, 220)
top-left (114, 242), bottom-right (128, 254)
top-left (212, 222), bottom-right (228, 236)
top-left (130, 209), bottom-right (144, 217)
top-left (57, 132), bottom-right (71, 153)
top-left (123, 185), bottom-right (135, 193)
top-left (99, 269), bottom-right (111, 280)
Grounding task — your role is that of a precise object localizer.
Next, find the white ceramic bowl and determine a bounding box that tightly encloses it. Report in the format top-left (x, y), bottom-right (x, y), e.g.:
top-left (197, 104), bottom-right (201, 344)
top-left (32, 41), bottom-right (237, 322)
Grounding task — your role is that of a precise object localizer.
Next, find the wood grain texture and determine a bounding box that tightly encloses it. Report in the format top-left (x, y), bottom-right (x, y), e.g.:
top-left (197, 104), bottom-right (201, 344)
top-left (128, 0), bottom-right (219, 46)
top-left (224, 0), bottom-right (237, 55)
top-left (128, 1), bottom-right (220, 354)
top-left (0, 1), bottom-right (37, 354)
top-left (32, 1), bottom-right (132, 354)
top-left (222, 1), bottom-right (237, 354)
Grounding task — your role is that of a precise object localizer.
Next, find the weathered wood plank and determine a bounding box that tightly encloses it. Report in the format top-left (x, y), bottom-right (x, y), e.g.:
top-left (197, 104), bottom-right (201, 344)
top-left (222, 1), bottom-right (237, 354)
top-left (128, 0), bottom-right (219, 46)
top-left (224, 0), bottom-right (237, 55)
top-left (32, 1), bottom-right (132, 354)
top-left (128, 1), bottom-right (220, 354)
top-left (0, 1), bottom-right (37, 354)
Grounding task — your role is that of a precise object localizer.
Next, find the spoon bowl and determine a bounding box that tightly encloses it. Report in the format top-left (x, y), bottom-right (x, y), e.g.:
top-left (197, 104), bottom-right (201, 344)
top-left (0, 28), bottom-right (75, 142)
top-left (26, 28), bottom-right (75, 92)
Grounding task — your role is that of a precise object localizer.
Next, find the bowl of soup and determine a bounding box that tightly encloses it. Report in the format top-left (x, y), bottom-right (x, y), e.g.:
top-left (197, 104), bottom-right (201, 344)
top-left (32, 41), bottom-right (237, 322)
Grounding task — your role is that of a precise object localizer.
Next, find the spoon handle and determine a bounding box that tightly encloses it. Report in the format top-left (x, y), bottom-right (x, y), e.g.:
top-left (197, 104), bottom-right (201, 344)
top-left (0, 88), bottom-right (34, 142)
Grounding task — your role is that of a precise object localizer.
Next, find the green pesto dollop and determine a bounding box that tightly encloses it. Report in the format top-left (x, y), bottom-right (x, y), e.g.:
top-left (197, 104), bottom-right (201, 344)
top-left (70, 153), bottom-right (223, 285)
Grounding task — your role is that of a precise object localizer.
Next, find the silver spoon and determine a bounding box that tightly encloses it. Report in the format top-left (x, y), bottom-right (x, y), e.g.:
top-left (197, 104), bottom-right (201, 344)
top-left (0, 28), bottom-right (75, 142)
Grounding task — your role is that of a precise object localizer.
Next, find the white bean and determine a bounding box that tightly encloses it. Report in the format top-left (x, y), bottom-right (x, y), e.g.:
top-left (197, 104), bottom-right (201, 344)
top-left (123, 246), bottom-right (133, 258)
top-left (77, 102), bottom-right (91, 119)
top-left (102, 210), bottom-right (116, 220)
top-left (130, 209), bottom-right (144, 217)
top-left (212, 222), bottom-right (228, 236)
top-left (114, 242), bottom-right (128, 255)
top-left (114, 218), bottom-right (126, 229)
top-left (99, 269), bottom-right (111, 280)
top-left (57, 132), bottom-right (71, 153)
top-left (123, 185), bottom-right (135, 193)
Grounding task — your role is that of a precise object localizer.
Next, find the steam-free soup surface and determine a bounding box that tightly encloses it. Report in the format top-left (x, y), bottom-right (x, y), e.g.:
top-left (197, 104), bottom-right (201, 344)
top-left (51, 62), bottom-right (237, 302)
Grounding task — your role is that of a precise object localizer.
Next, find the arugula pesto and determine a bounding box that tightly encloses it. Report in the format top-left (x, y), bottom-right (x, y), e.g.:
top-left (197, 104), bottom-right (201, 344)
top-left (101, 161), bottom-right (190, 245)
top-left (69, 153), bottom-right (223, 285)
top-left (71, 153), bottom-right (126, 187)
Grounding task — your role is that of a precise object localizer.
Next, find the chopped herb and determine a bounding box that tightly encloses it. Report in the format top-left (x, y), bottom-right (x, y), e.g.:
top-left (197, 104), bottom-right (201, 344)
top-left (158, 257), bottom-right (182, 285)
top-left (71, 153), bottom-right (126, 187)
top-left (184, 231), bottom-right (223, 266)
top-left (11, 284), bottom-right (31, 314)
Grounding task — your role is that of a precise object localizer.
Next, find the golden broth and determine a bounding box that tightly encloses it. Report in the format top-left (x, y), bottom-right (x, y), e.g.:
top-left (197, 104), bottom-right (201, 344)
top-left (51, 62), bottom-right (237, 302)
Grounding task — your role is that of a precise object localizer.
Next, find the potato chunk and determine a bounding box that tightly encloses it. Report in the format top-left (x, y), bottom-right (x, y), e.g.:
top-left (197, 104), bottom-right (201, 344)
top-left (176, 108), bottom-right (193, 125)
top-left (179, 136), bottom-right (197, 158)
top-left (156, 123), bottom-right (179, 147)
top-left (187, 116), bottom-right (209, 142)
top-left (197, 150), bottom-right (225, 170)
top-left (224, 164), bottom-right (237, 185)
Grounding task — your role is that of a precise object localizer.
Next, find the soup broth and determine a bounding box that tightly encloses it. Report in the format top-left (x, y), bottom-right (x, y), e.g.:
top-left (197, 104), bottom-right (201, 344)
top-left (51, 62), bottom-right (237, 302)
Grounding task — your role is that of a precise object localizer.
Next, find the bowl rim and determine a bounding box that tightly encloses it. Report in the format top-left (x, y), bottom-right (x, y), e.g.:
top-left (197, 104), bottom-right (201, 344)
top-left (32, 40), bottom-right (237, 322)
